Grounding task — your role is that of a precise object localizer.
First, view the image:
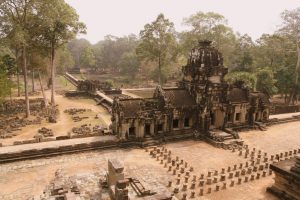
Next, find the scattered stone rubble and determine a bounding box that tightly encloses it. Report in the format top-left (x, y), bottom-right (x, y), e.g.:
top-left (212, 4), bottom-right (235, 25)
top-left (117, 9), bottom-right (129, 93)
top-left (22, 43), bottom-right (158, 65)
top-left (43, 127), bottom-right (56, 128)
top-left (0, 99), bottom-right (58, 139)
top-left (37, 127), bottom-right (54, 137)
top-left (64, 108), bottom-right (91, 122)
top-left (31, 169), bottom-right (101, 200)
top-left (70, 124), bottom-right (111, 138)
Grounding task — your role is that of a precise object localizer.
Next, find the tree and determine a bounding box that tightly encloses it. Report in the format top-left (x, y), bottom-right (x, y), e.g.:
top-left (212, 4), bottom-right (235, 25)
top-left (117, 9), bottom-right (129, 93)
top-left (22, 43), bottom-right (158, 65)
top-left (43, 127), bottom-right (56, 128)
top-left (0, 0), bottom-right (36, 117)
top-left (67, 38), bottom-right (91, 67)
top-left (80, 46), bottom-right (96, 68)
top-left (278, 8), bottom-right (300, 104)
top-left (55, 47), bottom-right (74, 73)
top-left (0, 54), bottom-right (15, 103)
top-left (181, 11), bottom-right (236, 66)
top-left (225, 71), bottom-right (257, 90)
top-left (256, 68), bottom-right (278, 95)
top-left (137, 14), bottom-right (177, 85)
top-left (33, 0), bottom-right (86, 105)
top-left (119, 51), bottom-right (140, 78)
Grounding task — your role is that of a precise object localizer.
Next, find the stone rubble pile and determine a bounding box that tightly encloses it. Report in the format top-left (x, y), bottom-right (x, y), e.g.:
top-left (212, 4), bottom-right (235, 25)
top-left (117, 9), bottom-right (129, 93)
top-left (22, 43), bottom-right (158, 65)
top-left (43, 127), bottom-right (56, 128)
top-left (37, 127), bottom-right (54, 137)
top-left (64, 108), bottom-right (91, 122)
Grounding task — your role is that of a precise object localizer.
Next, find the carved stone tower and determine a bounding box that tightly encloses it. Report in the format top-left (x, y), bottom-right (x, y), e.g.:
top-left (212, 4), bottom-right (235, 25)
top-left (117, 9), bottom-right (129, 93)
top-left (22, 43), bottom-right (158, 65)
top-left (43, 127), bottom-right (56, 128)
top-left (180, 40), bottom-right (229, 131)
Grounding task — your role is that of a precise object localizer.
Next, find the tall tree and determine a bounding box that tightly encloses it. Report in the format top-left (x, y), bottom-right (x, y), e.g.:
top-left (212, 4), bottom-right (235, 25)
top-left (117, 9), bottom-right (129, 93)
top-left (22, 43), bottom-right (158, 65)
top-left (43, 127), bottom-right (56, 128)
top-left (278, 8), bottom-right (300, 104)
top-left (0, 0), bottom-right (36, 117)
top-left (80, 46), bottom-right (96, 69)
top-left (137, 14), bottom-right (177, 85)
top-left (34, 0), bottom-right (86, 105)
top-left (181, 11), bottom-right (236, 66)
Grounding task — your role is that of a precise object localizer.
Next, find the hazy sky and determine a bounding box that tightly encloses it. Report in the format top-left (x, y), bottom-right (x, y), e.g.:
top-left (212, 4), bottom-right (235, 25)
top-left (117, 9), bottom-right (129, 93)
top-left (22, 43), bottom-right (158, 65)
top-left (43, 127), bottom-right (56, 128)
top-left (65, 0), bottom-right (300, 44)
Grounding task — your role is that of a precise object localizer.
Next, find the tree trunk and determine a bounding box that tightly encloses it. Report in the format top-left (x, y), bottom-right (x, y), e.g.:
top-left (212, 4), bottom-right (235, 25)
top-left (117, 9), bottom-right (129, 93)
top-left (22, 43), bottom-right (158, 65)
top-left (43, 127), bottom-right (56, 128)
top-left (38, 70), bottom-right (48, 107)
top-left (50, 43), bottom-right (56, 106)
top-left (158, 54), bottom-right (161, 85)
top-left (288, 44), bottom-right (300, 105)
top-left (32, 69), bottom-right (35, 92)
top-left (22, 46), bottom-right (30, 117)
top-left (16, 49), bottom-right (20, 97)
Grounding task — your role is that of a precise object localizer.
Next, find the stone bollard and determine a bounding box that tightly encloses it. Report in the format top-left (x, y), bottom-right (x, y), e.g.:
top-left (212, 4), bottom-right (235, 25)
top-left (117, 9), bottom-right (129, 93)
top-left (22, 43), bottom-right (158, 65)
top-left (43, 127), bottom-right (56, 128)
top-left (238, 178), bottom-right (242, 184)
top-left (182, 193), bottom-right (187, 200)
top-left (244, 176), bottom-right (249, 182)
top-left (168, 150), bottom-right (171, 155)
top-left (208, 171), bottom-right (212, 177)
top-left (190, 191), bottom-right (195, 198)
top-left (178, 174), bottom-right (181, 178)
top-left (259, 164), bottom-right (264, 171)
top-left (174, 187), bottom-right (179, 193)
top-left (181, 167), bottom-right (185, 173)
top-left (298, 149), bottom-right (300, 153)
top-left (257, 154), bottom-right (261, 159)
top-left (239, 163), bottom-right (243, 169)
top-left (256, 173), bottom-right (261, 179)
top-left (145, 148), bottom-right (149, 152)
top-left (182, 184), bottom-right (187, 191)
top-left (172, 160), bottom-right (176, 166)
top-left (233, 164), bottom-right (237, 171)
top-left (280, 152), bottom-right (283, 158)
top-left (220, 174), bottom-right (226, 181)
top-left (251, 160), bottom-right (255, 166)
top-left (156, 156), bottom-right (160, 161)
top-left (176, 163), bottom-right (180, 170)
top-left (232, 148), bottom-right (236, 153)
top-left (216, 184), bottom-right (220, 191)
top-left (207, 178), bottom-right (212, 185)
top-left (168, 157), bottom-right (172, 163)
top-left (200, 174), bottom-right (204, 179)
top-left (168, 166), bottom-right (172, 171)
top-left (250, 174), bottom-right (255, 181)
top-left (262, 171), bottom-right (267, 177)
top-left (168, 181), bottom-right (172, 187)
top-left (235, 171), bottom-right (240, 177)
top-left (160, 159), bottom-right (163, 164)
top-left (199, 188), bottom-right (204, 196)
top-left (230, 180), bottom-right (234, 187)
top-left (245, 153), bottom-right (248, 159)
top-left (222, 182), bottom-right (227, 190)
top-left (247, 167), bottom-right (252, 174)
top-left (192, 175), bottom-right (196, 182)
top-left (253, 166), bottom-right (258, 172)
top-left (213, 177), bottom-right (218, 183)
top-left (214, 170), bottom-right (218, 176)
top-left (181, 159), bottom-right (184, 164)
top-left (199, 180), bottom-right (205, 187)
top-left (176, 156), bottom-right (179, 161)
top-left (190, 167), bottom-right (194, 172)
top-left (228, 172), bottom-right (233, 179)
top-left (186, 171), bottom-right (190, 177)
top-left (164, 163), bottom-right (167, 168)
top-left (256, 158), bottom-right (261, 165)
top-left (270, 155), bottom-right (274, 161)
top-left (177, 178), bottom-right (180, 185)
top-left (239, 150), bottom-right (243, 156)
top-left (185, 176), bottom-right (189, 183)
top-left (285, 152), bottom-right (288, 157)
top-left (294, 149), bottom-right (297, 154)
top-left (240, 168), bottom-right (246, 176)
top-left (269, 169), bottom-right (273, 175)
top-left (289, 151), bottom-right (292, 156)
top-left (185, 162), bottom-right (188, 168)
top-left (265, 163), bottom-right (269, 169)
top-left (207, 187), bottom-right (212, 194)
top-left (245, 162), bottom-right (249, 167)
top-left (173, 169), bottom-right (177, 175)
top-left (191, 182), bottom-right (196, 189)
top-left (264, 157), bottom-right (268, 163)
top-left (221, 168), bottom-right (225, 174)
top-left (227, 166), bottom-right (231, 172)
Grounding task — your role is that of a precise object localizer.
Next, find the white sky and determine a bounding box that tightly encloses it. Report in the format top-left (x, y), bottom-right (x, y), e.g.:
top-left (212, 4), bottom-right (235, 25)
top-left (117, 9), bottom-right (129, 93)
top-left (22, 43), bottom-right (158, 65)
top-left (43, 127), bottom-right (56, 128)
top-left (65, 0), bottom-right (300, 44)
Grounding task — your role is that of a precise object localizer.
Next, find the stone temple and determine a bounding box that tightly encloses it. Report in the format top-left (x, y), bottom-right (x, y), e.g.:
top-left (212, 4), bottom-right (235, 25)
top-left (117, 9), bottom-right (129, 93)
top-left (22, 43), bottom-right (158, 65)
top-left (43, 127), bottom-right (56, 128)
top-left (111, 41), bottom-right (270, 141)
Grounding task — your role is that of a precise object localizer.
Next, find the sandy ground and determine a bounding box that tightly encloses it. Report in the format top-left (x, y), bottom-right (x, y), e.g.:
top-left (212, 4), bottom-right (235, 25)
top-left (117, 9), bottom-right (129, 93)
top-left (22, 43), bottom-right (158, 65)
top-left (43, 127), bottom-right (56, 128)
top-left (1, 121), bottom-right (300, 199)
top-left (0, 93), bottom-right (112, 146)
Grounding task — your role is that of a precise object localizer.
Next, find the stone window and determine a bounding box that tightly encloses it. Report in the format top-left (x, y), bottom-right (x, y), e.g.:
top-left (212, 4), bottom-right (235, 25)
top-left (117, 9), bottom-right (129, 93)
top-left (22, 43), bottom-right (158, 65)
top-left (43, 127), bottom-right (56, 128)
top-left (235, 113), bottom-right (241, 121)
top-left (184, 118), bottom-right (190, 127)
top-left (157, 124), bottom-right (163, 132)
top-left (144, 124), bottom-right (151, 135)
top-left (129, 127), bottom-right (135, 136)
top-left (173, 119), bottom-right (179, 129)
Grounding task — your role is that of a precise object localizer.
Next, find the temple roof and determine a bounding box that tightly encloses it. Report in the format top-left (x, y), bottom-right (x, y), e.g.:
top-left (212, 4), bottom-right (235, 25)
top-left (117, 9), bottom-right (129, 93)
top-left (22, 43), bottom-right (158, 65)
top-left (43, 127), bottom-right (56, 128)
top-left (164, 88), bottom-right (196, 107)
